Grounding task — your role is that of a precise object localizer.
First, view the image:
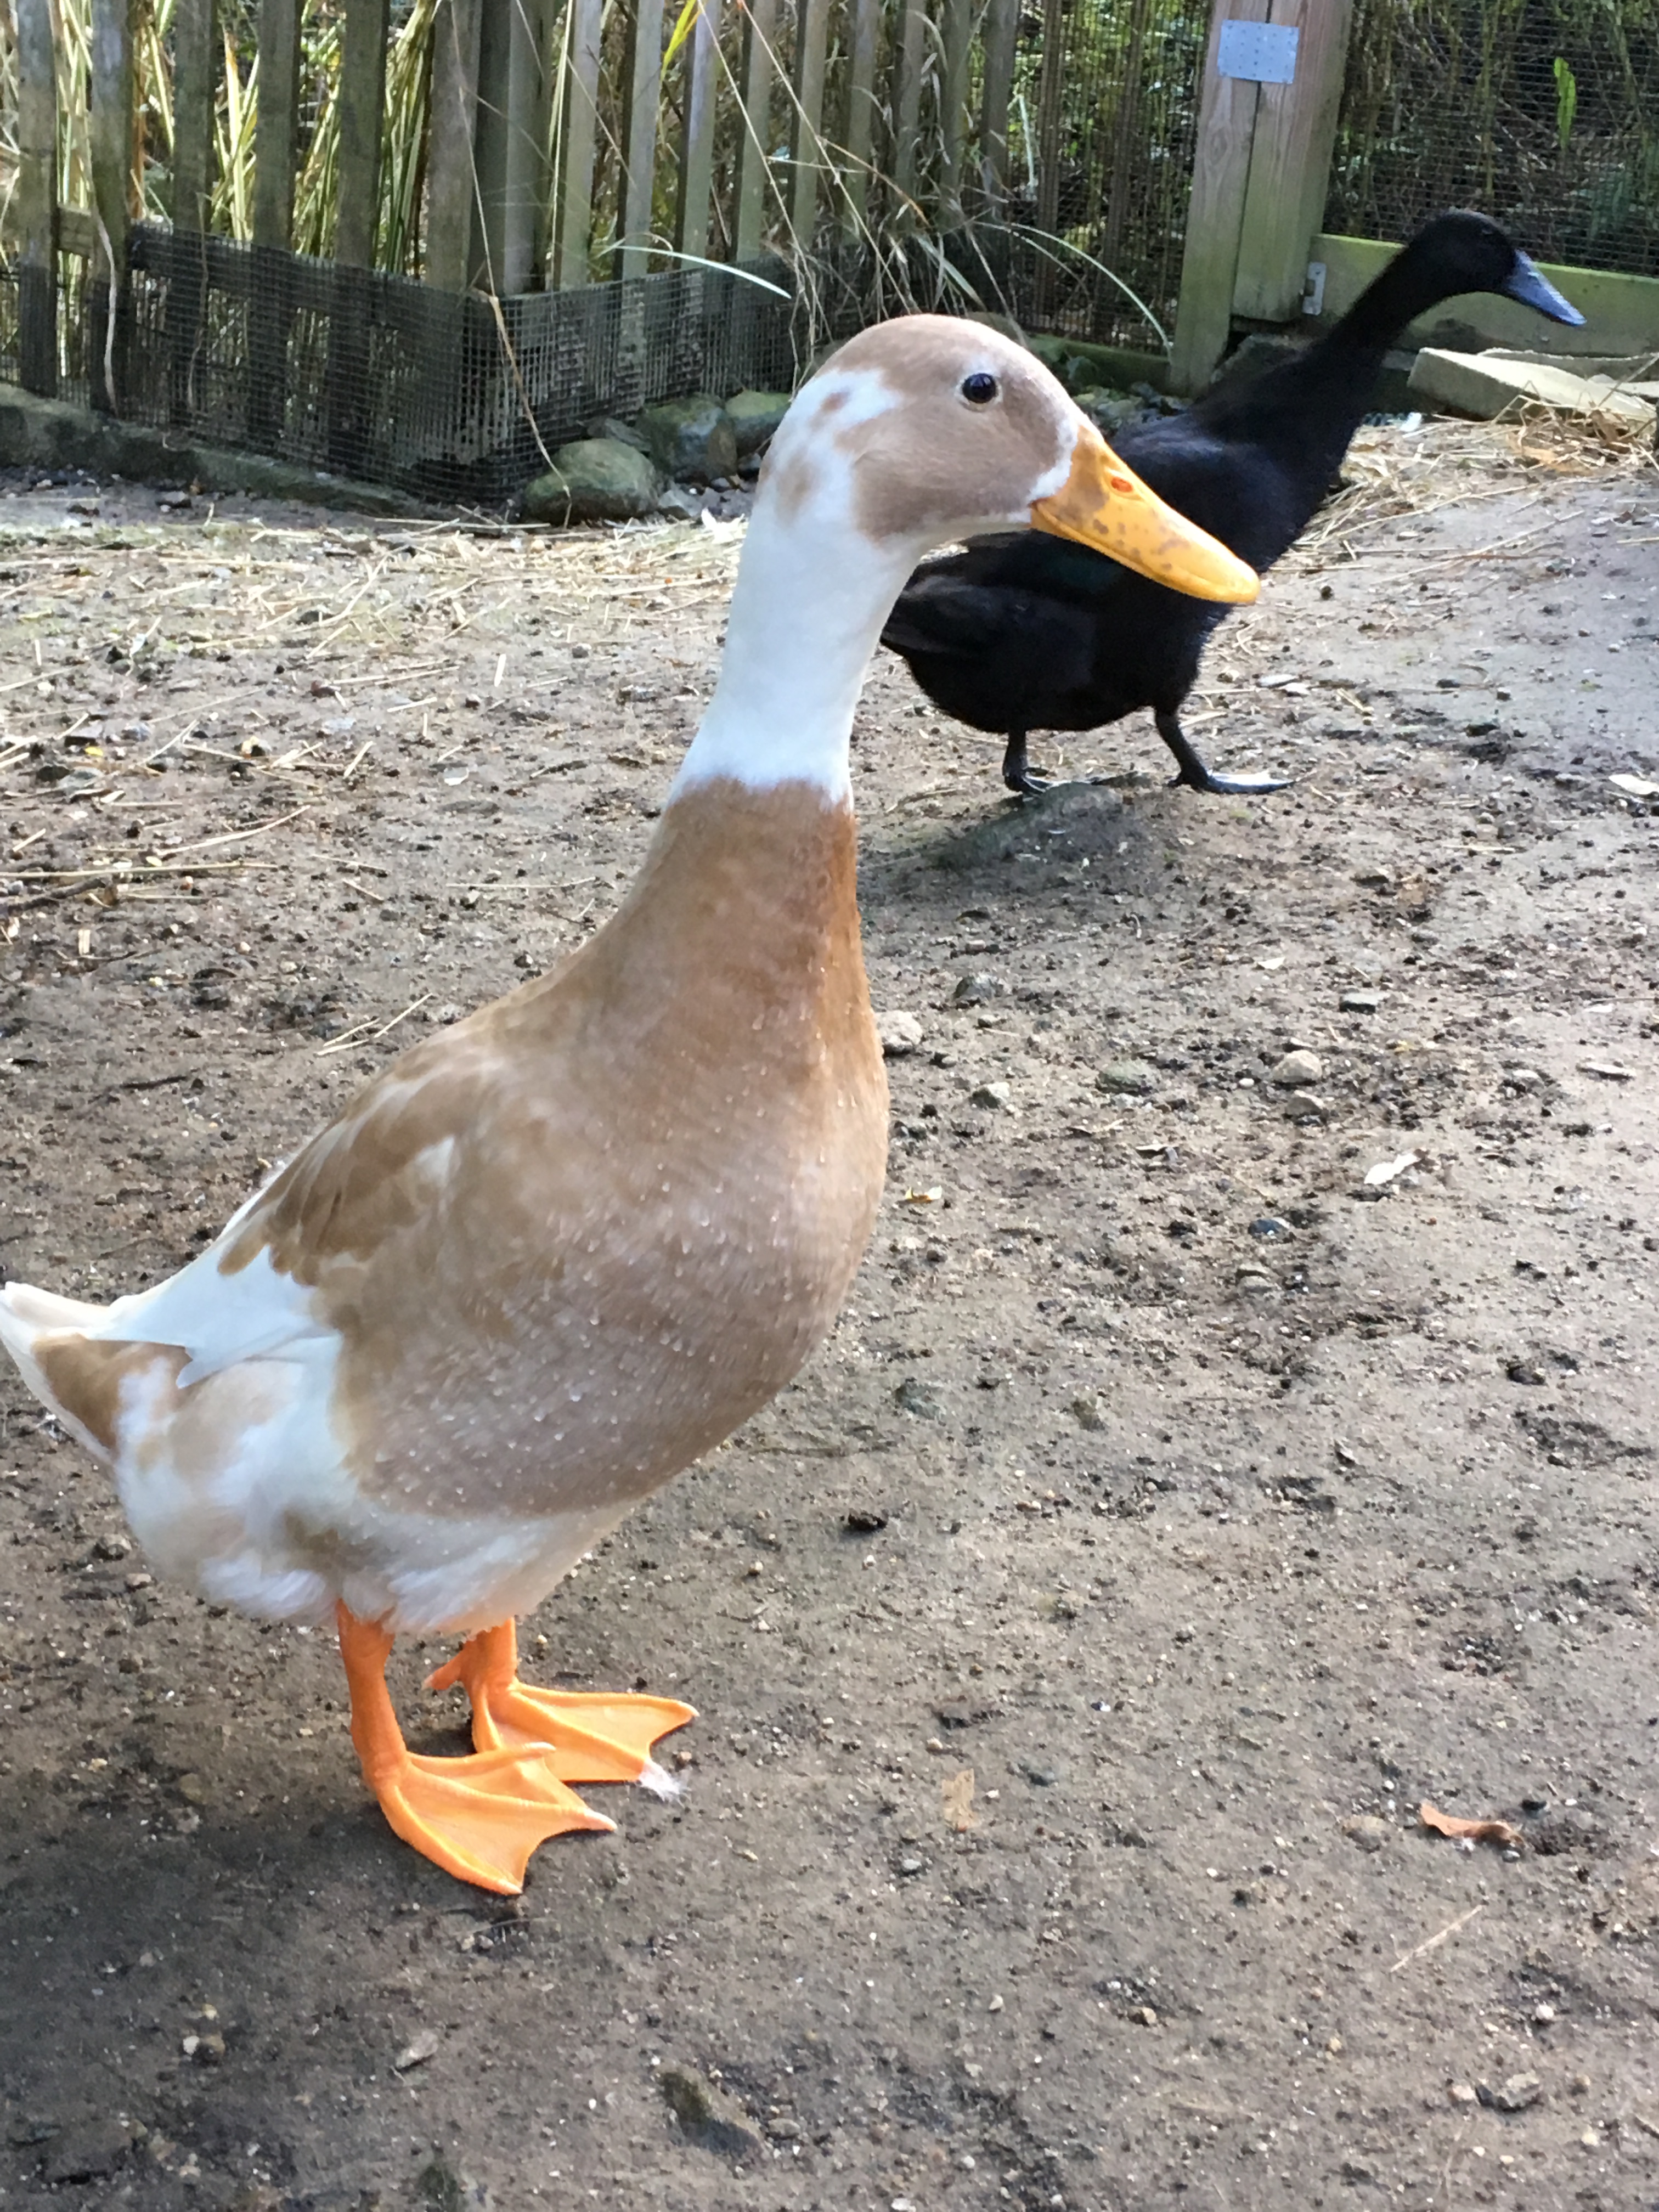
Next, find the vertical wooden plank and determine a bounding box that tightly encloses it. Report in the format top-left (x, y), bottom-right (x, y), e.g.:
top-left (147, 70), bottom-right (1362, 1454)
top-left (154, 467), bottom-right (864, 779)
top-left (88, 0), bottom-right (134, 413)
top-left (840, 0), bottom-right (881, 233)
top-left (249, 0), bottom-right (301, 447)
top-left (1032, 0), bottom-right (1063, 236)
top-left (334, 0), bottom-right (390, 268)
top-left (977, 0), bottom-right (1018, 213)
top-left (425, 0), bottom-right (484, 291)
top-left (675, 0), bottom-right (724, 262)
top-left (788, 0), bottom-right (832, 245)
top-left (253, 0), bottom-right (302, 252)
top-left (1167, 0), bottom-right (1268, 396)
top-left (620, 0), bottom-right (667, 280)
top-left (171, 0), bottom-right (216, 233)
top-left (733, 0), bottom-right (778, 263)
top-left (935, 0), bottom-right (970, 229)
top-left (556, 0), bottom-right (606, 286)
top-left (15, 0), bottom-right (57, 397)
top-left (1232, 0), bottom-right (1355, 320)
top-left (473, 0), bottom-right (547, 292)
top-left (169, 0), bottom-right (216, 424)
top-left (328, 0), bottom-right (390, 477)
top-left (889, 0), bottom-right (927, 222)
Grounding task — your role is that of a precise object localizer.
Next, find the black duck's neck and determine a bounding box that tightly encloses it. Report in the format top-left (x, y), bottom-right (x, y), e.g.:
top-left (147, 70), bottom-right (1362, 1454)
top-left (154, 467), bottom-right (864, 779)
top-left (1323, 244), bottom-right (1460, 357)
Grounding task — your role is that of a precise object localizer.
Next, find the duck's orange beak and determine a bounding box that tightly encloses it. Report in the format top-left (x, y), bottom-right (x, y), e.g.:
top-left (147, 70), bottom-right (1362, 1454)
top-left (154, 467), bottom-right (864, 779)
top-left (1031, 418), bottom-right (1259, 604)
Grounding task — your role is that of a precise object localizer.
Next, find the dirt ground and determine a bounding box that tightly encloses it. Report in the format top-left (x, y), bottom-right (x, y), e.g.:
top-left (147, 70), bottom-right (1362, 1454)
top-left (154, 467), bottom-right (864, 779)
top-left (0, 425), bottom-right (1657, 2212)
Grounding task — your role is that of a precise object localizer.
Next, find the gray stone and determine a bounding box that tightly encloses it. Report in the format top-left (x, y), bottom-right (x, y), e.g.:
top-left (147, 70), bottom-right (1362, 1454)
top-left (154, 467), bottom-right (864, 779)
top-left (659, 2065), bottom-right (764, 2161)
top-left (1070, 1392), bottom-right (1107, 1430)
top-left (639, 395), bottom-right (737, 486)
top-left (971, 1080), bottom-right (1012, 1110)
top-left (724, 390), bottom-right (793, 458)
top-left (42, 2118), bottom-right (136, 2184)
top-left (1097, 1058), bottom-right (1158, 1096)
top-left (1271, 1048), bottom-right (1324, 1087)
top-left (1492, 2070), bottom-right (1543, 2113)
top-left (584, 413), bottom-right (651, 453)
top-left (1340, 989), bottom-right (1382, 1013)
top-left (1340, 1814), bottom-right (1390, 1852)
top-left (952, 972), bottom-right (1004, 1006)
top-left (521, 439), bottom-right (661, 525)
top-left (894, 1376), bottom-right (943, 1420)
top-left (877, 1009), bottom-right (924, 1057)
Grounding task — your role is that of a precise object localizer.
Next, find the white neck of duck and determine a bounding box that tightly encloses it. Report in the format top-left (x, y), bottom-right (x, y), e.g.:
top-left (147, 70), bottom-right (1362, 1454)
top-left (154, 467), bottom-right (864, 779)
top-left (673, 502), bottom-right (911, 808)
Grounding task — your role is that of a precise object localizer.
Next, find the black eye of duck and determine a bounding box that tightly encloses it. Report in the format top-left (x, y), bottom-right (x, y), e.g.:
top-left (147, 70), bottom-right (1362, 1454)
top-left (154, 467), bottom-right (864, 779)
top-left (960, 372), bottom-right (998, 405)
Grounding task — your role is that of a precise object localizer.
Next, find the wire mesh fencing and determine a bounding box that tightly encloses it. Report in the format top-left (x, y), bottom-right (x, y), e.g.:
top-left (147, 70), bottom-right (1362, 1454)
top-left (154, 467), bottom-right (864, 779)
top-left (1326, 0), bottom-right (1659, 277)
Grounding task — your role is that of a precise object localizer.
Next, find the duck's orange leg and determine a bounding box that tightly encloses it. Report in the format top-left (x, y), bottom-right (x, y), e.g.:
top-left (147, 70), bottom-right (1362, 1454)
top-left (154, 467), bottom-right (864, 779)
top-left (337, 1605), bottom-right (611, 1894)
top-left (425, 1619), bottom-right (694, 1788)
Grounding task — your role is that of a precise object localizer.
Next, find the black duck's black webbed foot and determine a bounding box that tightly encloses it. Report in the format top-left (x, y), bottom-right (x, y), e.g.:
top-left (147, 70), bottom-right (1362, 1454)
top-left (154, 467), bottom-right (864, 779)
top-left (1155, 712), bottom-right (1290, 798)
top-left (1002, 733), bottom-right (1052, 796)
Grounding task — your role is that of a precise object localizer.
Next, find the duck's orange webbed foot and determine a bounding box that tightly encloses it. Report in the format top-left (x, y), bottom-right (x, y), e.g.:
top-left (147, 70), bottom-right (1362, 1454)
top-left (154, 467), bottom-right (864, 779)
top-left (425, 1619), bottom-right (695, 1791)
top-left (337, 1605), bottom-right (611, 1895)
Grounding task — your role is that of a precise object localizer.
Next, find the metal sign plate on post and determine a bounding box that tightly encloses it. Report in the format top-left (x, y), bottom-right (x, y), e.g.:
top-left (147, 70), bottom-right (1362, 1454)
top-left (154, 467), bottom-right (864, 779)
top-left (1217, 19), bottom-right (1299, 82)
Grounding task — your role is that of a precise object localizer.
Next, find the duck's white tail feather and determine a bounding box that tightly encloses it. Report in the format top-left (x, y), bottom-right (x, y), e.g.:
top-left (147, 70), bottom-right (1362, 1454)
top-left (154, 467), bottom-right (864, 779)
top-left (0, 1279), bottom-right (117, 1455)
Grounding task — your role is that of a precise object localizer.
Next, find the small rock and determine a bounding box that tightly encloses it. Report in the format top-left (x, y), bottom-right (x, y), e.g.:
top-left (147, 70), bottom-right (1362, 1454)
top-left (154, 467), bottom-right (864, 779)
top-left (639, 395), bottom-right (738, 487)
top-left (1448, 2081), bottom-right (1478, 2106)
top-left (1097, 1058), bottom-right (1158, 1096)
top-left (522, 439), bottom-right (661, 525)
top-left (894, 1376), bottom-right (942, 1420)
top-left (1533, 2002), bottom-right (1556, 2025)
top-left (1578, 1060), bottom-right (1632, 1082)
top-left (952, 971), bottom-right (1003, 1006)
top-left (1070, 1392), bottom-right (1107, 1430)
top-left (583, 412), bottom-right (651, 453)
top-left (896, 1856), bottom-right (924, 1876)
top-left (1506, 1358), bottom-right (1547, 1386)
top-left (845, 1506), bottom-right (889, 1532)
top-left (93, 1532), bottom-right (132, 1558)
top-left (877, 1009), bottom-right (924, 1057)
top-left (42, 2118), bottom-right (136, 2184)
top-left (1271, 1049), bottom-right (1324, 1087)
top-left (393, 2029), bottom-right (439, 2071)
top-left (1340, 2162), bottom-right (1375, 2186)
top-left (658, 2064), bottom-right (764, 2161)
top-left (1493, 2070), bottom-right (1543, 2113)
top-left (417, 2155), bottom-right (491, 2211)
top-left (1248, 1215), bottom-right (1291, 1240)
top-left (1132, 2005), bottom-right (1159, 2028)
top-left (1504, 1065), bottom-right (1543, 1090)
top-left (970, 1081), bottom-right (1012, 1110)
top-left (1340, 989), bottom-right (1381, 1013)
top-left (1341, 1814), bottom-right (1389, 1852)
top-left (1022, 1760), bottom-right (1062, 1787)
top-left (176, 1771), bottom-right (208, 1804)
top-left (725, 390), bottom-right (793, 457)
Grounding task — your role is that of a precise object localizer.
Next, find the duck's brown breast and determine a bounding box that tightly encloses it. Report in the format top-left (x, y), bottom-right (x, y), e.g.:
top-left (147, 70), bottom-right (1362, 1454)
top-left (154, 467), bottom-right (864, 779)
top-left (225, 778), bottom-right (887, 1521)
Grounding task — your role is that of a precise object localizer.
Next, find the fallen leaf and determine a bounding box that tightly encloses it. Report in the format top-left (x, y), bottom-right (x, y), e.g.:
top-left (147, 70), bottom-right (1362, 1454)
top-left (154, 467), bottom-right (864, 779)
top-left (942, 1767), bottom-right (978, 1832)
top-left (903, 1187), bottom-right (944, 1206)
top-left (1420, 1801), bottom-right (1523, 1851)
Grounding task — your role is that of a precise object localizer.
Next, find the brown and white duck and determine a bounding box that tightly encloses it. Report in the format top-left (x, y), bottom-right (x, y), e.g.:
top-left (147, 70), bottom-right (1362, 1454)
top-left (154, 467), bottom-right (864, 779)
top-left (0, 317), bottom-right (1255, 1892)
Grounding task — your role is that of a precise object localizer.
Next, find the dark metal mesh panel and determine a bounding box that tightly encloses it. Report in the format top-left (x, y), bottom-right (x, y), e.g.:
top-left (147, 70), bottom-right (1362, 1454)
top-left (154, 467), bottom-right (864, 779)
top-left (1326, 0), bottom-right (1659, 276)
top-left (995, 0), bottom-right (1211, 349)
top-left (22, 225), bottom-right (798, 507)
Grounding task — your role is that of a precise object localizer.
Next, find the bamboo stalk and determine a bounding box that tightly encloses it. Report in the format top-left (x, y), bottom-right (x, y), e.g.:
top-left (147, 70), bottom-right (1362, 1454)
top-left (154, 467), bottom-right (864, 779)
top-left (15, 0), bottom-right (57, 398)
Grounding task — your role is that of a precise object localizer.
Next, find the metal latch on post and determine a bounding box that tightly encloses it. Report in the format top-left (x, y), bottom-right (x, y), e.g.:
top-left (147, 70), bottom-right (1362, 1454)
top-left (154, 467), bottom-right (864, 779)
top-left (1216, 20), bottom-right (1300, 82)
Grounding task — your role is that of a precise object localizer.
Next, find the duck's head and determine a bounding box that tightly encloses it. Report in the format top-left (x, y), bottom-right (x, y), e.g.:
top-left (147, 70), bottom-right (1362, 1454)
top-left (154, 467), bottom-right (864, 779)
top-left (1392, 211), bottom-right (1585, 325)
top-left (759, 315), bottom-right (1259, 604)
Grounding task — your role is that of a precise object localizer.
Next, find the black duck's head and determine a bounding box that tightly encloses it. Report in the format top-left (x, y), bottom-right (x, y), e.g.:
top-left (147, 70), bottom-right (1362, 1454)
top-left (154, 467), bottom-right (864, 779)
top-left (1406, 210), bottom-right (1585, 325)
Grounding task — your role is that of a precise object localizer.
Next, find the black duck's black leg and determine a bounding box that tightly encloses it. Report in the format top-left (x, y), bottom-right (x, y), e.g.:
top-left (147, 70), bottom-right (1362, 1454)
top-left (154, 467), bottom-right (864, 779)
top-left (1155, 709), bottom-right (1290, 797)
top-left (1001, 732), bottom-right (1052, 796)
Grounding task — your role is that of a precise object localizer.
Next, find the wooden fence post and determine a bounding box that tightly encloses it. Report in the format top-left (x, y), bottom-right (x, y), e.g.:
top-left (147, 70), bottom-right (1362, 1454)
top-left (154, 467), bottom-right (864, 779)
top-left (788, 0), bottom-right (832, 247)
top-left (14, 0), bottom-right (57, 398)
top-left (1167, 0), bottom-right (1268, 395)
top-left (425, 0), bottom-right (484, 292)
top-left (936, 0), bottom-right (972, 231)
top-left (840, 0), bottom-right (881, 234)
top-left (556, 0), bottom-right (606, 286)
top-left (1232, 0), bottom-right (1354, 319)
top-left (88, 0), bottom-right (134, 413)
top-left (676, 0), bottom-right (725, 263)
top-left (733, 0), bottom-right (779, 263)
top-left (169, 0), bottom-right (215, 424)
top-left (977, 0), bottom-right (1018, 217)
top-left (249, 0), bottom-right (301, 447)
top-left (326, 0), bottom-right (388, 475)
top-left (619, 0), bottom-right (667, 280)
top-left (889, 0), bottom-right (927, 226)
top-left (475, 0), bottom-right (551, 293)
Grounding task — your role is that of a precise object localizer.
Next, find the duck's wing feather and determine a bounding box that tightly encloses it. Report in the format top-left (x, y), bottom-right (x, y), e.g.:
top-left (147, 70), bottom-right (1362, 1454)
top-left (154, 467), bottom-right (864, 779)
top-left (88, 1018), bottom-right (505, 1385)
